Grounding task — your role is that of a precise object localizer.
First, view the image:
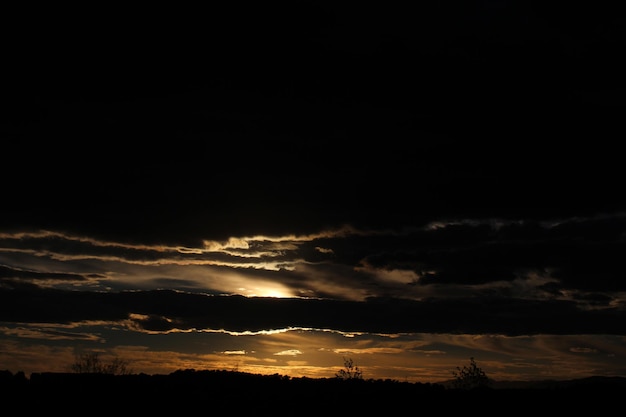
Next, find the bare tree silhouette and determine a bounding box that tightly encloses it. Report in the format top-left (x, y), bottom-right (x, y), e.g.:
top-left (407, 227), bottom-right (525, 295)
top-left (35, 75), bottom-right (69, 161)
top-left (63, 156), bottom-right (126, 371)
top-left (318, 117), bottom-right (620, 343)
top-left (70, 352), bottom-right (133, 375)
top-left (335, 357), bottom-right (363, 380)
top-left (452, 357), bottom-right (490, 390)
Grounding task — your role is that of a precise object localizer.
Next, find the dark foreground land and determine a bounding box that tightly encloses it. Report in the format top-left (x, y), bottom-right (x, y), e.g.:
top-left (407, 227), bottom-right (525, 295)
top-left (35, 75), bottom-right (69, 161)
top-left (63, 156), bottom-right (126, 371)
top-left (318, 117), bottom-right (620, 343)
top-left (2, 369), bottom-right (625, 414)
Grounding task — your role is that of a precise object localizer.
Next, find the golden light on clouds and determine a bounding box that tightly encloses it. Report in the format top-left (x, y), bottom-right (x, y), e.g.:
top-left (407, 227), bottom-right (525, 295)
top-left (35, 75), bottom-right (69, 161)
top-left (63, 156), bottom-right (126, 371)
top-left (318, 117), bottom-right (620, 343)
top-left (274, 349), bottom-right (302, 356)
top-left (235, 280), bottom-right (295, 298)
top-left (223, 350), bottom-right (247, 355)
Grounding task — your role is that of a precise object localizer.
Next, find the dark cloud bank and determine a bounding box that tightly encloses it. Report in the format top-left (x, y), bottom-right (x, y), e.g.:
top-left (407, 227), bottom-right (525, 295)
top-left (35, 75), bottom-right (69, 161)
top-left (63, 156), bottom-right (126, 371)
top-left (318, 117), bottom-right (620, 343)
top-left (3, 1), bottom-right (624, 245)
top-left (2, 289), bottom-right (626, 337)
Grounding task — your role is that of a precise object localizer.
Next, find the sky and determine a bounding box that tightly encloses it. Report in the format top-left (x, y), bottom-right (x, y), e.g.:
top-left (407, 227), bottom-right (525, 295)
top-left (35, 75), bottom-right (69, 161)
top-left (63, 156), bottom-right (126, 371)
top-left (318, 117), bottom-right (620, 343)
top-left (2, 2), bottom-right (625, 383)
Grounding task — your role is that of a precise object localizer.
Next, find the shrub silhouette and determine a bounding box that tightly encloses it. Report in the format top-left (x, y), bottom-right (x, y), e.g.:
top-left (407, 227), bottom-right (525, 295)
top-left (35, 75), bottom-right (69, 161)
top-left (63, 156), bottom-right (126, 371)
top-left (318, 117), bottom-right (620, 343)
top-left (70, 352), bottom-right (133, 375)
top-left (452, 357), bottom-right (490, 390)
top-left (335, 357), bottom-right (363, 380)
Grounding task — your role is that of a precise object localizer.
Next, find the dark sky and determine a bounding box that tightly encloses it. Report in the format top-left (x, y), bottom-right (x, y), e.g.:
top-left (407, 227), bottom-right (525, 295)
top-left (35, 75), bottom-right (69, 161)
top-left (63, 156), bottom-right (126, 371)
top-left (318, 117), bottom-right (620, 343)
top-left (1, 2), bottom-right (625, 382)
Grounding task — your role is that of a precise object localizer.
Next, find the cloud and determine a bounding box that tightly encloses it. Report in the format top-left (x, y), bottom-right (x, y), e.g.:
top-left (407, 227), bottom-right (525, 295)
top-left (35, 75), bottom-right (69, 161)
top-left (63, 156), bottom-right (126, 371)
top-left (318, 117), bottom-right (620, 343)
top-left (274, 350), bottom-right (302, 357)
top-left (2, 288), bottom-right (625, 337)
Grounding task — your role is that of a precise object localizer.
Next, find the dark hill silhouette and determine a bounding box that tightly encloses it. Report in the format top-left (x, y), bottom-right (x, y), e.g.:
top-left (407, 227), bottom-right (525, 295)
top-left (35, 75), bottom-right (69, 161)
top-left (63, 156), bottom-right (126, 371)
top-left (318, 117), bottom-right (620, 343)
top-left (2, 369), bottom-right (624, 414)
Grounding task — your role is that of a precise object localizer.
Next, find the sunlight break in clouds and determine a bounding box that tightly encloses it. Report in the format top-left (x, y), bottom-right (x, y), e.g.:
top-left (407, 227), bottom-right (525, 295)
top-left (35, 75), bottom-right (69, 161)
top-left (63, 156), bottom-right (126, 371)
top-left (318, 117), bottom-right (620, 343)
top-left (0, 227), bottom-right (374, 274)
top-left (201, 228), bottom-right (359, 250)
top-left (223, 350), bottom-right (247, 355)
top-left (274, 349), bottom-right (302, 356)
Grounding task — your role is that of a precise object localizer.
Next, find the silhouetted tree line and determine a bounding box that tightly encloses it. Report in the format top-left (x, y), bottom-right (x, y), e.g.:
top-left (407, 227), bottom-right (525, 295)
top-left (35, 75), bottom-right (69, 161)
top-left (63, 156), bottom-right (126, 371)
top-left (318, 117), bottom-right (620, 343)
top-left (2, 358), bottom-right (625, 413)
top-left (2, 369), bottom-right (625, 413)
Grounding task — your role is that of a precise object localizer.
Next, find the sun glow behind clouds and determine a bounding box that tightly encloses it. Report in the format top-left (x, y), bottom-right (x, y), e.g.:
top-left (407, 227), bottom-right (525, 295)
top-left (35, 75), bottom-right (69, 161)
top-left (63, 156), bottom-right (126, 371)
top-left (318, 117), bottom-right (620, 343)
top-left (237, 282), bottom-right (294, 298)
